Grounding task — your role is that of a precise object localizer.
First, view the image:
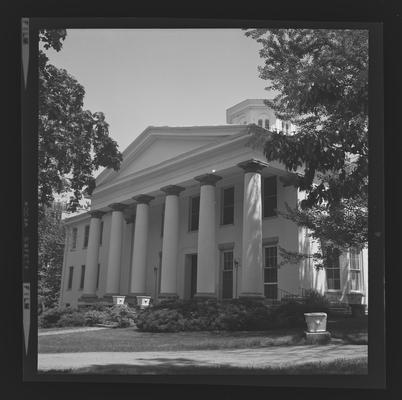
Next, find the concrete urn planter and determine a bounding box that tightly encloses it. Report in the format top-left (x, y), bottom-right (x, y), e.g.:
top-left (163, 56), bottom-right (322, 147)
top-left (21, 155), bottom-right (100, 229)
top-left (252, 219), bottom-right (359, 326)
top-left (136, 295), bottom-right (151, 309)
top-left (112, 295), bottom-right (126, 305)
top-left (347, 292), bottom-right (363, 305)
top-left (304, 312), bottom-right (327, 333)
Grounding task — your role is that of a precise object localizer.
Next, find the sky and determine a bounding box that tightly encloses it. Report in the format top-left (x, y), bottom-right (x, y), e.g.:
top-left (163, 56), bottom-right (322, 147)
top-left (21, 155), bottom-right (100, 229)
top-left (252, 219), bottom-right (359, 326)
top-left (44, 29), bottom-right (273, 153)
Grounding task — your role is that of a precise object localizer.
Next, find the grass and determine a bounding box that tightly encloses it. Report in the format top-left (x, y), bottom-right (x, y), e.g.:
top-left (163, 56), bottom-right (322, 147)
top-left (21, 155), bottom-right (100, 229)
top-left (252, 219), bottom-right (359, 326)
top-left (40, 356), bottom-right (368, 375)
top-left (38, 315), bottom-right (367, 353)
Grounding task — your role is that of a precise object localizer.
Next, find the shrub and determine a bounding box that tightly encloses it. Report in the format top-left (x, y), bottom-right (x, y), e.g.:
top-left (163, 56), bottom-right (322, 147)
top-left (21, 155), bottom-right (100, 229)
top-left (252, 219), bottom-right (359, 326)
top-left (108, 304), bottom-right (137, 328)
top-left (39, 306), bottom-right (74, 328)
top-left (135, 298), bottom-right (274, 332)
top-left (56, 311), bottom-right (86, 327)
top-left (83, 310), bottom-right (110, 326)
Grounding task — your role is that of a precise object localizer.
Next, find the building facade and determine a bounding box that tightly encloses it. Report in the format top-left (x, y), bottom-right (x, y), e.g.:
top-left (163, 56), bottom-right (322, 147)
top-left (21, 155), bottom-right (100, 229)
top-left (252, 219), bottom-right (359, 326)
top-left (59, 100), bottom-right (368, 308)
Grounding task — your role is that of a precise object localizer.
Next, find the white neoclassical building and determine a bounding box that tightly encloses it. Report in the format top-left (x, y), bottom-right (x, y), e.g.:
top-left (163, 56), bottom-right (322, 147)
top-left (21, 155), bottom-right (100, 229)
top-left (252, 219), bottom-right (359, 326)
top-left (59, 99), bottom-right (368, 308)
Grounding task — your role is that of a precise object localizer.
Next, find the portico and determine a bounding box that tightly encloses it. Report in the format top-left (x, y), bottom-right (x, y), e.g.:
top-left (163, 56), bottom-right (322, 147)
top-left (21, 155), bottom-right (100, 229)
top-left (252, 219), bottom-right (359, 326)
top-left (79, 159), bottom-right (269, 304)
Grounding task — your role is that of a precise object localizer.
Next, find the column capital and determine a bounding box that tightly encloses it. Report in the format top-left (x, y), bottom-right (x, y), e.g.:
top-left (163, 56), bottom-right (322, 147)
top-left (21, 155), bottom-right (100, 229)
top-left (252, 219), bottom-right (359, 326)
top-left (88, 210), bottom-right (105, 219)
top-left (108, 203), bottom-right (128, 212)
top-left (237, 159), bottom-right (269, 174)
top-left (160, 185), bottom-right (185, 196)
top-left (133, 194), bottom-right (154, 205)
top-left (194, 173), bottom-right (222, 187)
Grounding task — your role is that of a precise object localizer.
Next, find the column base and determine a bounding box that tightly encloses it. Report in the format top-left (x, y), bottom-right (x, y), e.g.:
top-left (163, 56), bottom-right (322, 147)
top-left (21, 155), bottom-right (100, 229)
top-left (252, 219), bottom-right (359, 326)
top-left (238, 293), bottom-right (265, 300)
top-left (194, 292), bottom-right (217, 299)
top-left (78, 294), bottom-right (99, 307)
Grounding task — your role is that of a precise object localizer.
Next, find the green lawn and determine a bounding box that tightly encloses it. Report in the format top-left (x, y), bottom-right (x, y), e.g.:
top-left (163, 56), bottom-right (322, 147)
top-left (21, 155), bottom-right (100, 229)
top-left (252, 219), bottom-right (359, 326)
top-left (41, 356), bottom-right (368, 375)
top-left (39, 316), bottom-right (367, 353)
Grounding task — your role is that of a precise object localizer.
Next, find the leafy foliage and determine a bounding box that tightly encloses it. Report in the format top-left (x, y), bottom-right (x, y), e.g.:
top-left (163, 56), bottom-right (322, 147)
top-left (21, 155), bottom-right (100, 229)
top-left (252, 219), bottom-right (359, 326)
top-left (38, 202), bottom-right (66, 309)
top-left (39, 30), bottom-right (122, 212)
top-left (245, 29), bottom-right (368, 259)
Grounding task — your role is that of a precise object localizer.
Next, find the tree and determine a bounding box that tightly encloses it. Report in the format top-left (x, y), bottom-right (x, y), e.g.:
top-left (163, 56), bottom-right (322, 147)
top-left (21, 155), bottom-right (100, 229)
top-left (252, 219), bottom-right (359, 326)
top-left (244, 29), bottom-right (368, 267)
top-left (38, 201), bottom-right (66, 309)
top-left (39, 30), bottom-right (122, 212)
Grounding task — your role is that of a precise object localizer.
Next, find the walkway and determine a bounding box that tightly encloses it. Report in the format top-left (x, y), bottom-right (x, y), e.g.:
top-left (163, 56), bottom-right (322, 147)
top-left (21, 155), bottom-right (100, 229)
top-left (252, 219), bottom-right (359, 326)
top-left (38, 344), bottom-right (367, 372)
top-left (39, 327), bottom-right (109, 336)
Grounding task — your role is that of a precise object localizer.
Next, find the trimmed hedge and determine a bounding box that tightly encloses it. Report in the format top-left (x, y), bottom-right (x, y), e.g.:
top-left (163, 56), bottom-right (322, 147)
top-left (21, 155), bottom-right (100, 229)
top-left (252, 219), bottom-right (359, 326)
top-left (135, 291), bottom-right (331, 332)
top-left (39, 304), bottom-right (138, 328)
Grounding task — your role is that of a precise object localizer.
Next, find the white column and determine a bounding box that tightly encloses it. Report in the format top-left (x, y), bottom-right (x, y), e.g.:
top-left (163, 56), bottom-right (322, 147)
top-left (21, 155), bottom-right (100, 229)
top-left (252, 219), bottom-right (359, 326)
top-left (159, 185), bottom-right (185, 299)
top-left (238, 160), bottom-right (268, 299)
top-left (194, 174), bottom-right (221, 297)
top-left (82, 210), bottom-right (105, 298)
top-left (105, 203), bottom-right (126, 295)
top-left (129, 195), bottom-right (154, 296)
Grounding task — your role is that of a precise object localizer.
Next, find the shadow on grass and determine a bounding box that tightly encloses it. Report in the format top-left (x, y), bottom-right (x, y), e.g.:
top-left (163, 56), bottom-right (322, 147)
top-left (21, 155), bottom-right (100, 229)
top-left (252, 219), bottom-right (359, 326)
top-left (40, 356), bottom-right (368, 375)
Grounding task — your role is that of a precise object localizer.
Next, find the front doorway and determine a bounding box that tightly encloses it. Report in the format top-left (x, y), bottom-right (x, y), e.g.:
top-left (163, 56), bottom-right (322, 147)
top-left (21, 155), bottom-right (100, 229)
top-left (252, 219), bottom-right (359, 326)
top-left (185, 254), bottom-right (198, 299)
top-left (221, 249), bottom-right (234, 299)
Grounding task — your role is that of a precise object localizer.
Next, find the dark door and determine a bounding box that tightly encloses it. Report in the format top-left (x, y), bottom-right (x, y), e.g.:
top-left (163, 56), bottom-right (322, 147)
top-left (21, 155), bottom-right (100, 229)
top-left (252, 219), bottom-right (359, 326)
top-left (190, 254), bottom-right (197, 299)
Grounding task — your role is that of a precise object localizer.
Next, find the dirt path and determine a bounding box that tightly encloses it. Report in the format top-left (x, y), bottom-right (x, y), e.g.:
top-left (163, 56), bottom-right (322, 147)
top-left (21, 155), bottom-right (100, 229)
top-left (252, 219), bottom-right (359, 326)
top-left (38, 344), bottom-right (367, 372)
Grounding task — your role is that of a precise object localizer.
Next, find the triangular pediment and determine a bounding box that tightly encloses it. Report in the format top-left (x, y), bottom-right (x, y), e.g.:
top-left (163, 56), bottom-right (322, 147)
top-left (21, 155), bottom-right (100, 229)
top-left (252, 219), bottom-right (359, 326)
top-left (96, 125), bottom-right (247, 188)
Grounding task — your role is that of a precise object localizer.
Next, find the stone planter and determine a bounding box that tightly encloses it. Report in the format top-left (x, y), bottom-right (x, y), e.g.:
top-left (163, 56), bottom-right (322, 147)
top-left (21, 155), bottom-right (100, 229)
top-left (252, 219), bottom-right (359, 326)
top-left (347, 292), bottom-right (364, 305)
top-left (136, 295), bottom-right (151, 309)
top-left (304, 312), bottom-right (330, 344)
top-left (112, 295), bottom-right (126, 305)
top-left (304, 312), bottom-right (327, 333)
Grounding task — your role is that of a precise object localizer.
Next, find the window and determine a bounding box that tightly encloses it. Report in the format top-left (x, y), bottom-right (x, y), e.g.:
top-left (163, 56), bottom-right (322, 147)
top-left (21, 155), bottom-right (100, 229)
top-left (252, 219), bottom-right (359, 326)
top-left (79, 265), bottom-right (86, 290)
top-left (326, 248), bottom-right (341, 290)
top-left (83, 225), bottom-right (90, 248)
top-left (67, 266), bottom-right (74, 290)
top-left (264, 246), bottom-right (278, 299)
top-left (96, 263), bottom-right (100, 290)
top-left (285, 123), bottom-right (289, 134)
top-left (71, 228), bottom-right (78, 250)
top-left (161, 202), bottom-right (165, 236)
top-left (281, 121), bottom-right (285, 131)
top-left (263, 176), bottom-right (277, 217)
top-left (258, 119), bottom-right (263, 127)
top-left (189, 195), bottom-right (200, 231)
top-left (221, 187), bottom-right (234, 225)
top-left (222, 250), bottom-right (234, 299)
top-left (99, 221), bottom-right (104, 245)
top-left (349, 249), bottom-right (361, 291)
top-left (264, 119), bottom-right (270, 129)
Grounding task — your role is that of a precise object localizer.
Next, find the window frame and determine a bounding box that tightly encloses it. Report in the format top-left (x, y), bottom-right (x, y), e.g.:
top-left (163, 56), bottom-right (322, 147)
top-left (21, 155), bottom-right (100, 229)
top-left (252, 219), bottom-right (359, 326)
top-left (262, 176), bottom-right (278, 218)
top-left (221, 186), bottom-right (235, 226)
top-left (67, 266), bottom-right (74, 290)
top-left (257, 119), bottom-right (263, 127)
top-left (83, 225), bottom-right (90, 248)
top-left (71, 227), bottom-right (78, 250)
top-left (326, 248), bottom-right (341, 291)
top-left (79, 265), bottom-right (86, 290)
top-left (349, 248), bottom-right (362, 292)
top-left (263, 245), bottom-right (278, 299)
top-left (264, 119), bottom-right (270, 130)
top-left (188, 195), bottom-right (200, 232)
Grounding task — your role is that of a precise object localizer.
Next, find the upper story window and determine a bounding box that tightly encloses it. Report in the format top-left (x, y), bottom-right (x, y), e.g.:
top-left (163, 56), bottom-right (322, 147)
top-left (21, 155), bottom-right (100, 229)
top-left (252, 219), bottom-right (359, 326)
top-left (99, 221), bottom-right (104, 245)
top-left (264, 119), bottom-right (270, 129)
top-left (258, 119), bottom-right (263, 127)
top-left (221, 187), bottom-right (235, 225)
top-left (189, 195), bottom-right (200, 231)
top-left (67, 266), bottom-right (74, 290)
top-left (71, 227), bottom-right (78, 250)
top-left (349, 248), bottom-right (362, 291)
top-left (83, 225), bottom-right (90, 248)
top-left (262, 176), bottom-right (277, 218)
top-left (326, 248), bottom-right (341, 290)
